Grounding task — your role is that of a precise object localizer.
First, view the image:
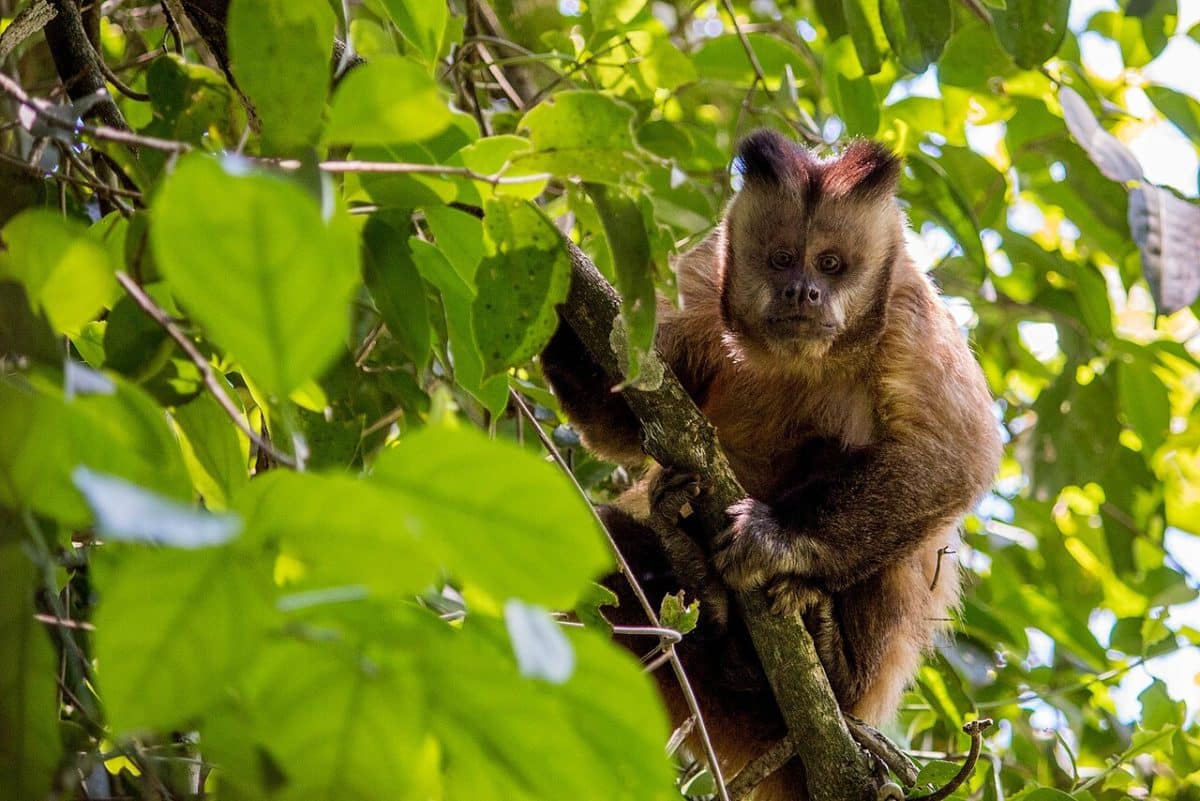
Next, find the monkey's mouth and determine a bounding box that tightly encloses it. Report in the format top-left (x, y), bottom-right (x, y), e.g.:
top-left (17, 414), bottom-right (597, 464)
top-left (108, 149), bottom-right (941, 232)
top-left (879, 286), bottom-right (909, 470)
top-left (764, 314), bottom-right (838, 338)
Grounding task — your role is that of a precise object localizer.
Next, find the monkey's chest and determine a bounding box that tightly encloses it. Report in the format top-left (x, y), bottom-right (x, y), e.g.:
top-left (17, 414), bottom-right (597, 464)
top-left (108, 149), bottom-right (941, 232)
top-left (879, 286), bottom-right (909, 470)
top-left (700, 373), bottom-right (876, 500)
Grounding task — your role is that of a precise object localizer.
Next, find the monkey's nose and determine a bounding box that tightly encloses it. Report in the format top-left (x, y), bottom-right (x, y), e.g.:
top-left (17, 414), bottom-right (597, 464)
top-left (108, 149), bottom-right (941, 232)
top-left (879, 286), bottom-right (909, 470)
top-left (782, 283), bottom-right (822, 305)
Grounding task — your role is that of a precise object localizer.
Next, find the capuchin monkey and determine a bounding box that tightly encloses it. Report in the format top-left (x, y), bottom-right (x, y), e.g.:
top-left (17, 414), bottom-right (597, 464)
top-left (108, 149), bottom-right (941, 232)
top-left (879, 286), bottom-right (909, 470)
top-left (542, 130), bottom-right (1000, 799)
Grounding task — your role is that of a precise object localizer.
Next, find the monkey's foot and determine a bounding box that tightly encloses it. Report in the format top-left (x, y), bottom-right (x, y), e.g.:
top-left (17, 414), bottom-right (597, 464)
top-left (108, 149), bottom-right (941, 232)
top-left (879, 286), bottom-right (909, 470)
top-left (765, 575), bottom-right (824, 617)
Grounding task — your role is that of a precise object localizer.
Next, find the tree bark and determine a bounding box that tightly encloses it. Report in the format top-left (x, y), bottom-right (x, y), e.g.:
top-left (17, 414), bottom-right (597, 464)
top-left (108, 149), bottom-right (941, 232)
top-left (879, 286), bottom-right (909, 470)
top-left (560, 242), bottom-right (878, 801)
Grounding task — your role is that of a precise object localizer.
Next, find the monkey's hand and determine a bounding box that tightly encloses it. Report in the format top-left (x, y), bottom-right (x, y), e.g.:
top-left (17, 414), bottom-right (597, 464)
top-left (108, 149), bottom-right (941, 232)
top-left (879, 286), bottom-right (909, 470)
top-left (713, 498), bottom-right (821, 593)
top-left (765, 575), bottom-right (827, 617)
top-left (648, 467), bottom-right (702, 534)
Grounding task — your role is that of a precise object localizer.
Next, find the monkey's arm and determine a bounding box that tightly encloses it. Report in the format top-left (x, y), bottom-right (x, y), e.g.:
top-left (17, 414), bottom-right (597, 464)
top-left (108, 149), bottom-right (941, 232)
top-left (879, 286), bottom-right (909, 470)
top-left (542, 301), bottom-right (717, 466)
top-left (716, 310), bottom-right (1000, 593)
top-left (715, 438), bottom-right (986, 592)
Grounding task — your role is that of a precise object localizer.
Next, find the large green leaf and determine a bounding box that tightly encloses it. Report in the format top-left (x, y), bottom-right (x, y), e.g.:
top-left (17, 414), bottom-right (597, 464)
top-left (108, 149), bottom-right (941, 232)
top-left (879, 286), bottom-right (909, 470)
top-left (472, 197), bottom-right (572, 377)
top-left (173, 392), bottom-right (250, 510)
top-left (0, 542), bottom-right (61, 801)
top-left (0, 210), bottom-right (116, 334)
top-left (205, 635), bottom-right (431, 801)
top-left (369, 425), bottom-right (610, 607)
top-left (516, 91), bottom-right (643, 184)
top-left (841, 0), bottom-right (885, 75)
top-left (228, 0), bottom-right (334, 151)
top-left (0, 374), bottom-right (192, 527)
top-left (150, 155), bottom-right (360, 395)
top-left (235, 470), bottom-right (441, 598)
top-left (92, 541), bottom-right (274, 734)
top-left (325, 55), bottom-right (454, 145)
top-left (824, 36), bottom-right (879, 136)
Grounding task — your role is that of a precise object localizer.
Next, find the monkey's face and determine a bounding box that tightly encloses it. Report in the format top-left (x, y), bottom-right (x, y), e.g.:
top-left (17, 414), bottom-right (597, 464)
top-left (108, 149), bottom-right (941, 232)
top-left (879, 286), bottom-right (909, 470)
top-left (719, 132), bottom-right (904, 366)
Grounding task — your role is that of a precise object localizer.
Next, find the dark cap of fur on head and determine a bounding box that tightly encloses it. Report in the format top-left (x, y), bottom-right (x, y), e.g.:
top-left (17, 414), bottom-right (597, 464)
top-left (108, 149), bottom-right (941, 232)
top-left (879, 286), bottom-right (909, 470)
top-left (735, 129), bottom-right (809, 185)
top-left (820, 139), bottom-right (902, 199)
top-left (735, 130), bottom-right (902, 200)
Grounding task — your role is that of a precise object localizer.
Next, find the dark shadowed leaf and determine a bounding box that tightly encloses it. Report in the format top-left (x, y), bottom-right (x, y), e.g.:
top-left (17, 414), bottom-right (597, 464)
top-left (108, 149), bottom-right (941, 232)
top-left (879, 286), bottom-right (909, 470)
top-left (363, 217), bottom-right (432, 369)
top-left (0, 542), bottom-right (61, 801)
top-left (880, 0), bottom-right (950, 73)
top-left (842, 0), bottom-right (885, 75)
top-left (992, 0), bottom-right (1070, 67)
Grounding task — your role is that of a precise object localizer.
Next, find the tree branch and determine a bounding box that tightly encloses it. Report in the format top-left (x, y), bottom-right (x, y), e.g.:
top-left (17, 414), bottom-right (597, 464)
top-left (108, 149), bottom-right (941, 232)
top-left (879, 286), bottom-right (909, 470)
top-left (557, 241), bottom-right (878, 801)
top-left (42, 0), bottom-right (127, 130)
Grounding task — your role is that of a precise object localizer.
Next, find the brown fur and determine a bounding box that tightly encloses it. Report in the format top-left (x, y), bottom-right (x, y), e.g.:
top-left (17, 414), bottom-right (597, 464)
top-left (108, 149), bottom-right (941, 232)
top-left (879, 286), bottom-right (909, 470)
top-left (542, 131), bottom-right (1000, 796)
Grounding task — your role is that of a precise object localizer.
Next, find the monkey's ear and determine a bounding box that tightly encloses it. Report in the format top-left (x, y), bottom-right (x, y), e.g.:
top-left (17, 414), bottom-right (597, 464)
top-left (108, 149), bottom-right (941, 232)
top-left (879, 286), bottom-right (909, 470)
top-left (735, 129), bottom-right (807, 185)
top-left (822, 140), bottom-right (901, 199)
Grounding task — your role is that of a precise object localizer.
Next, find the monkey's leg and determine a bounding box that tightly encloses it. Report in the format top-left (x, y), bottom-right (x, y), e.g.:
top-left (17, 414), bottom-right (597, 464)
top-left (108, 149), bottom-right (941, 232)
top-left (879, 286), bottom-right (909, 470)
top-left (541, 319), bottom-right (645, 464)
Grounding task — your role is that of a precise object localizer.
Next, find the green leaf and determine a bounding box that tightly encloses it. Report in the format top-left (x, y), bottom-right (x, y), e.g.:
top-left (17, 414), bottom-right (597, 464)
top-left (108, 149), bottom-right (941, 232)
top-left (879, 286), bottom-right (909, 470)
top-left (991, 0), bottom-right (1070, 67)
top-left (472, 197), bottom-right (572, 377)
top-left (692, 33), bottom-right (814, 90)
top-left (516, 91), bottom-right (643, 184)
top-left (0, 542), bottom-right (61, 801)
top-left (0, 374), bottom-right (192, 527)
top-left (0, 210), bottom-right (116, 334)
top-left (325, 55), bottom-right (453, 145)
top-left (174, 392), bottom-right (250, 510)
top-left (1145, 85), bottom-right (1200, 142)
top-left (880, 0), bottom-right (951, 73)
top-left (235, 470), bottom-right (441, 598)
top-left (204, 634), bottom-right (431, 801)
top-left (914, 759), bottom-right (963, 788)
top-left (363, 217), bottom-right (432, 369)
top-left (379, 0), bottom-right (447, 62)
top-left (1117, 349), bottom-right (1170, 453)
top-left (504, 599), bottom-right (575, 684)
top-left (904, 151), bottom-right (987, 270)
top-left (842, 0), bottom-right (885, 75)
top-left (150, 154), bottom-right (360, 395)
top-left (585, 184), bottom-right (656, 384)
top-left (73, 467), bottom-right (242, 546)
top-left (824, 37), bottom-right (879, 136)
top-left (659, 591), bottom-right (700, 635)
top-left (228, 0), bottom-right (335, 151)
top-left (370, 425), bottom-right (611, 607)
top-left (590, 0), bottom-right (648, 28)
top-left (938, 20), bottom-right (1013, 87)
top-left (93, 542), bottom-right (274, 734)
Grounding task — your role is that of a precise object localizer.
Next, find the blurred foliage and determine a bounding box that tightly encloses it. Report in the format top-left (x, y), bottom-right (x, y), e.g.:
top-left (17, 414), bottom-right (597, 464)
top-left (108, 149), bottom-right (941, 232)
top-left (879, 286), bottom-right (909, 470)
top-left (1, 0), bottom-right (1199, 799)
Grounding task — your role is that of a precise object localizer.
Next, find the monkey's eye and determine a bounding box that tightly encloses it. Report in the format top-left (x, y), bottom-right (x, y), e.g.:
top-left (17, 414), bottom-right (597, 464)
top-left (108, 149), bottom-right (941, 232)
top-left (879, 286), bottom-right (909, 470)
top-left (769, 250), bottom-right (794, 270)
top-left (816, 252), bottom-right (842, 274)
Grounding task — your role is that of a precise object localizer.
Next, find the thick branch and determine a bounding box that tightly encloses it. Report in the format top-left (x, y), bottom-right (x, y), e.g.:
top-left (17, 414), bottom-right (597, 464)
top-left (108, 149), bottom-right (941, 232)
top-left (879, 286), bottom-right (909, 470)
top-left (42, 0), bottom-right (127, 130)
top-left (559, 241), bottom-right (877, 801)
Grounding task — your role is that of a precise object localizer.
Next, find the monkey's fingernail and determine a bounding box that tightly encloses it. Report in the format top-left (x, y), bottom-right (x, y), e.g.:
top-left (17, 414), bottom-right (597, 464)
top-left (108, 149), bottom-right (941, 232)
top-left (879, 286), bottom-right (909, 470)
top-left (679, 502), bottom-right (694, 519)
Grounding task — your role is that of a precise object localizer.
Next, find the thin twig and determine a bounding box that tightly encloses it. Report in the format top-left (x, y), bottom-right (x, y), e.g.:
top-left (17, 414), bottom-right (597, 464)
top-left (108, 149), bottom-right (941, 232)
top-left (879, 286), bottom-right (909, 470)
top-left (719, 0), bottom-right (769, 93)
top-left (0, 70), bottom-right (184, 150)
top-left (960, 0), bottom-right (993, 24)
top-left (114, 271), bottom-right (297, 469)
top-left (509, 388), bottom-right (732, 801)
top-left (906, 719), bottom-right (992, 801)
